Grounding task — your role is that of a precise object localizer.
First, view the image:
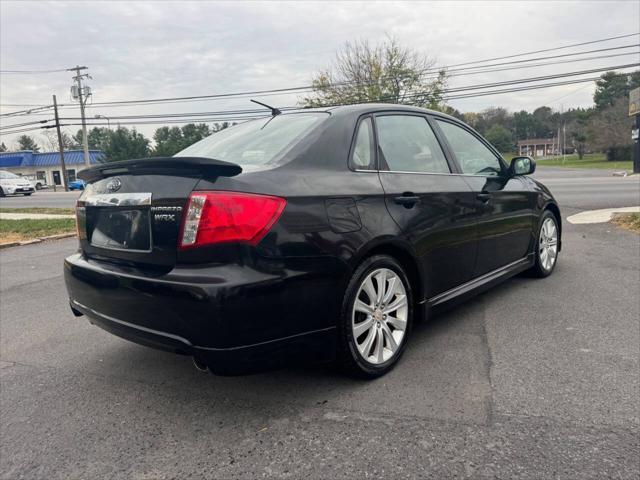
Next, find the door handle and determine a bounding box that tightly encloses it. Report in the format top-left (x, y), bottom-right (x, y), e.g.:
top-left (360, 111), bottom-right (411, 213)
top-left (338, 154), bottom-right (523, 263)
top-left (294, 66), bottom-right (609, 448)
top-left (476, 193), bottom-right (492, 203)
top-left (393, 192), bottom-right (420, 208)
top-left (394, 194), bottom-right (420, 208)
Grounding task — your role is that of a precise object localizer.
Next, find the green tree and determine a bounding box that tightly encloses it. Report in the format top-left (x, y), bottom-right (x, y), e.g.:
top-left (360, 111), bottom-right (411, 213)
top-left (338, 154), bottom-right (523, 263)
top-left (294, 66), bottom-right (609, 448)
top-left (181, 123), bottom-right (211, 146)
top-left (531, 106), bottom-right (554, 138)
top-left (16, 135), bottom-right (40, 152)
top-left (151, 123), bottom-right (212, 157)
top-left (301, 37), bottom-right (447, 109)
top-left (74, 127), bottom-right (111, 151)
top-left (0, 142), bottom-right (7, 152)
top-left (484, 124), bottom-right (513, 153)
top-left (152, 126), bottom-right (184, 157)
top-left (212, 122), bottom-right (234, 132)
top-left (104, 127), bottom-right (150, 162)
top-left (438, 105), bottom-right (465, 121)
top-left (462, 112), bottom-right (483, 131)
top-left (480, 107), bottom-right (511, 135)
top-left (594, 70), bottom-right (640, 110)
top-left (512, 110), bottom-right (540, 140)
top-left (566, 109), bottom-right (591, 159)
top-left (588, 97), bottom-right (633, 160)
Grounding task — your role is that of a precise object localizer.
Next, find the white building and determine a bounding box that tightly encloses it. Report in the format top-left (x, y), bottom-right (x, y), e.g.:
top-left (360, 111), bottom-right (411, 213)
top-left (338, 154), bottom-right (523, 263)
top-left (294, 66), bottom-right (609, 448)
top-left (0, 149), bottom-right (105, 187)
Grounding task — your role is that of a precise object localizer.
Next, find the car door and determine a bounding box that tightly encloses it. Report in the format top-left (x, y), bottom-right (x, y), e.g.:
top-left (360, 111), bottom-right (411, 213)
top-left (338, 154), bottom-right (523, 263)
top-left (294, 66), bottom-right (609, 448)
top-left (433, 118), bottom-right (535, 277)
top-left (373, 113), bottom-right (479, 299)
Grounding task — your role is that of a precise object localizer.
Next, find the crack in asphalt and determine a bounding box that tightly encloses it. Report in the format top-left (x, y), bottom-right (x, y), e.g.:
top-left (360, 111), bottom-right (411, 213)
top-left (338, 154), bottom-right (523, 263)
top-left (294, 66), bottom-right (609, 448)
top-left (477, 298), bottom-right (496, 428)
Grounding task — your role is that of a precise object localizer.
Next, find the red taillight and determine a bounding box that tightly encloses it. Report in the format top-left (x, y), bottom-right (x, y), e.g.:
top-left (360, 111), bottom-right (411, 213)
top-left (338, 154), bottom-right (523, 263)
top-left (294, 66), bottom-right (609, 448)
top-left (75, 203), bottom-right (85, 240)
top-left (179, 191), bottom-right (286, 249)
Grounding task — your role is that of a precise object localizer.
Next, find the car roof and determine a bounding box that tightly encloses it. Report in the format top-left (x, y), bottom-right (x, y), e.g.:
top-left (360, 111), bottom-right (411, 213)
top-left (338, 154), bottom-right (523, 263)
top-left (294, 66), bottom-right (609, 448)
top-left (293, 103), bottom-right (460, 123)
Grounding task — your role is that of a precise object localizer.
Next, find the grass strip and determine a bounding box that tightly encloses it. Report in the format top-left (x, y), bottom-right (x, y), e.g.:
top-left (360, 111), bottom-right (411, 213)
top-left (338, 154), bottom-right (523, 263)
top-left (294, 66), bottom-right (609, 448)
top-left (502, 153), bottom-right (632, 171)
top-left (0, 218), bottom-right (76, 244)
top-left (611, 213), bottom-right (640, 233)
top-left (0, 207), bottom-right (75, 215)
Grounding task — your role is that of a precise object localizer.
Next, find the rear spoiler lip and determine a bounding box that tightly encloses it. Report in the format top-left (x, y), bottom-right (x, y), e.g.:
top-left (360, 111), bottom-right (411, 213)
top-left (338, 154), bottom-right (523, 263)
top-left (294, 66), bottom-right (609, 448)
top-left (78, 156), bottom-right (242, 182)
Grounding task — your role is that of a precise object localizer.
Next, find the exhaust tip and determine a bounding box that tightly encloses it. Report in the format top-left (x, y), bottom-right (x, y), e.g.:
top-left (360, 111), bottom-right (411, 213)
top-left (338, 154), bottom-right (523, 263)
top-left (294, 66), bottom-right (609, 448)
top-left (69, 302), bottom-right (84, 317)
top-left (192, 357), bottom-right (209, 372)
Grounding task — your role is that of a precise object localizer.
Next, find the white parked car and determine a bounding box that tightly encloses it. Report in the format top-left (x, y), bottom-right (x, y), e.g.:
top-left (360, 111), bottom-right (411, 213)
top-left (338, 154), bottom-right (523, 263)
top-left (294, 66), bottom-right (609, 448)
top-left (0, 170), bottom-right (35, 196)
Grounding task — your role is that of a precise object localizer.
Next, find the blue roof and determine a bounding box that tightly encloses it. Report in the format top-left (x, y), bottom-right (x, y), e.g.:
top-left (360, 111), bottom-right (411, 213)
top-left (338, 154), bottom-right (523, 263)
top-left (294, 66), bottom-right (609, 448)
top-left (0, 150), bottom-right (105, 168)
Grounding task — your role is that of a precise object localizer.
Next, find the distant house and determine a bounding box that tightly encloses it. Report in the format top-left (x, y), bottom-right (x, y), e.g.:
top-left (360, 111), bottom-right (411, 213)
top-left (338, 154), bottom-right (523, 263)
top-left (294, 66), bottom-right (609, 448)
top-left (0, 150), bottom-right (105, 186)
top-left (516, 138), bottom-right (559, 158)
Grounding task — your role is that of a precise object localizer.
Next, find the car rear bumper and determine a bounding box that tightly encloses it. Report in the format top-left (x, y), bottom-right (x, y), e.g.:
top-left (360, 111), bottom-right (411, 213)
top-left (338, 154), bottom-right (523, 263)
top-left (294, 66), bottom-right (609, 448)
top-left (64, 253), bottom-right (343, 374)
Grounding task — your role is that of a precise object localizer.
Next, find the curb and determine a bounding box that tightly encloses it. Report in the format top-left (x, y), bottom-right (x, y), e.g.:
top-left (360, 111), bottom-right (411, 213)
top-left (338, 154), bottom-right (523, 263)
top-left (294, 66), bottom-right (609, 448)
top-left (0, 232), bottom-right (76, 250)
top-left (566, 206), bottom-right (640, 225)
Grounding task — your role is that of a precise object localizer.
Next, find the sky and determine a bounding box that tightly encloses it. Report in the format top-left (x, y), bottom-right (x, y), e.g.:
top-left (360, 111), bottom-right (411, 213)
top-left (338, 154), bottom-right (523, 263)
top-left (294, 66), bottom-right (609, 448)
top-left (1, 0), bottom-right (638, 149)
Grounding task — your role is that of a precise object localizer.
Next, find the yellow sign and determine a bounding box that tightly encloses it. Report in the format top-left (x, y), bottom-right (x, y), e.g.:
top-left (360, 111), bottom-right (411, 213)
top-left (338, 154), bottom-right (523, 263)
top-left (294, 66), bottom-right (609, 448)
top-left (630, 87), bottom-right (640, 117)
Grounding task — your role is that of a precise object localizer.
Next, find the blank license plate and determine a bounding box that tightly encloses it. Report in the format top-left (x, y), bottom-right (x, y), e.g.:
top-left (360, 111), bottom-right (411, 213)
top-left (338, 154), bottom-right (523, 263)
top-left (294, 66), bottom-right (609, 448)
top-left (90, 209), bottom-right (151, 251)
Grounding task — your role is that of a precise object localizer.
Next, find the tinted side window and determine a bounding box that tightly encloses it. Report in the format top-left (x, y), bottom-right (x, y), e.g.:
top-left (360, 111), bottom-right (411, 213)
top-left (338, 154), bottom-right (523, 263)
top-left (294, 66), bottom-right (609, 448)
top-left (436, 120), bottom-right (503, 176)
top-left (376, 115), bottom-right (450, 174)
top-left (350, 117), bottom-right (375, 170)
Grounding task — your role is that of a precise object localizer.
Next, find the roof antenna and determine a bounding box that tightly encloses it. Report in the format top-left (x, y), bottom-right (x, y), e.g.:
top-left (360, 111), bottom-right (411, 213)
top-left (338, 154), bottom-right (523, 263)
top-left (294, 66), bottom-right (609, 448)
top-left (250, 99), bottom-right (281, 116)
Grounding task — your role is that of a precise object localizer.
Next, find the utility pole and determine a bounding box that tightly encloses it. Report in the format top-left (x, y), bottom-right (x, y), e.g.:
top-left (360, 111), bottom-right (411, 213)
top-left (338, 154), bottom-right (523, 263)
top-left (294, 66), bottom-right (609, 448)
top-left (630, 87), bottom-right (640, 174)
top-left (634, 113), bottom-right (640, 175)
top-left (562, 120), bottom-right (567, 165)
top-left (559, 104), bottom-right (565, 165)
top-left (68, 65), bottom-right (91, 167)
top-left (52, 95), bottom-right (69, 192)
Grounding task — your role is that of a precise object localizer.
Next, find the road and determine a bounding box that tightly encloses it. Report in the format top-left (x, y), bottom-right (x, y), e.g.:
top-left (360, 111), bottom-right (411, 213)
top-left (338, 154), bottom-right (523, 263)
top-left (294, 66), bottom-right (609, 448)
top-left (0, 167), bottom-right (638, 210)
top-left (1, 168), bottom-right (639, 478)
top-left (532, 168), bottom-right (640, 210)
top-left (0, 191), bottom-right (81, 209)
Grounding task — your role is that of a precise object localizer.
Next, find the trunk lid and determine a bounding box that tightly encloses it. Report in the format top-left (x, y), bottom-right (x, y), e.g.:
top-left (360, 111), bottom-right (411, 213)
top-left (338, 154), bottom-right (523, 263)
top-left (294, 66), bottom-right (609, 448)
top-left (76, 157), bottom-right (241, 269)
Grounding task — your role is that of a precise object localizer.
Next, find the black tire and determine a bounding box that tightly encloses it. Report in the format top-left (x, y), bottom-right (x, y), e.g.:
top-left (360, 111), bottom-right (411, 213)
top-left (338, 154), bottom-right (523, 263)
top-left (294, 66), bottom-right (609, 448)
top-left (337, 254), bottom-right (413, 378)
top-left (36, 183), bottom-right (42, 190)
top-left (529, 210), bottom-right (559, 278)
top-left (24, 193), bottom-right (32, 196)
top-left (0, 187), bottom-right (4, 197)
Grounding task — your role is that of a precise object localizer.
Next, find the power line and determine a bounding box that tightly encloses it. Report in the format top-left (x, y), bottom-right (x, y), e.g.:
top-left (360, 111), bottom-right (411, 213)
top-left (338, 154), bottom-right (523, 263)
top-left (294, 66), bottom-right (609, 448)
top-left (0, 105), bottom-right (54, 118)
top-left (0, 119), bottom-right (52, 131)
top-left (440, 32), bottom-right (639, 68)
top-left (1, 31), bottom-right (635, 78)
top-left (0, 74), bottom-right (616, 136)
top-left (45, 62), bottom-right (639, 122)
top-left (441, 44), bottom-right (639, 74)
top-left (0, 125), bottom-right (46, 135)
top-left (55, 45), bottom-right (640, 108)
top-left (443, 76), bottom-right (602, 100)
top-left (4, 43), bottom-right (636, 113)
top-left (1, 36), bottom-right (639, 133)
top-left (0, 68), bottom-right (69, 74)
top-left (440, 62), bottom-right (639, 94)
top-left (2, 63), bottom-right (637, 133)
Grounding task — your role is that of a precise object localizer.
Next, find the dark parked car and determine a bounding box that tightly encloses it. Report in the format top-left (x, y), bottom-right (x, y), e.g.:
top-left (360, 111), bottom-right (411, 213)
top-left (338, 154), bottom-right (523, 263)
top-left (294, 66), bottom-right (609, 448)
top-left (65, 104), bottom-right (561, 377)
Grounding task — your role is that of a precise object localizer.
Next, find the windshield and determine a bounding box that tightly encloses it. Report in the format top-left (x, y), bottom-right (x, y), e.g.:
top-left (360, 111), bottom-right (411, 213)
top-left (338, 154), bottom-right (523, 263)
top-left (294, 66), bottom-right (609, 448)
top-left (175, 113), bottom-right (328, 171)
top-left (0, 171), bottom-right (20, 179)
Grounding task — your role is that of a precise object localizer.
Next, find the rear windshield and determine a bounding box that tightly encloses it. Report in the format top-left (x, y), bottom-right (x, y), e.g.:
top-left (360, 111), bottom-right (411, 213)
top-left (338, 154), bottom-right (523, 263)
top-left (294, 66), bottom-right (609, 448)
top-left (175, 112), bottom-right (328, 171)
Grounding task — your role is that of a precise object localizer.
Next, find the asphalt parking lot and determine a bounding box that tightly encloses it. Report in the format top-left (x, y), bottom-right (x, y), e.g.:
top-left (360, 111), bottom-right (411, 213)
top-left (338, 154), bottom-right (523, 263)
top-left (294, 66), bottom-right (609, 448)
top-left (1, 169), bottom-right (639, 479)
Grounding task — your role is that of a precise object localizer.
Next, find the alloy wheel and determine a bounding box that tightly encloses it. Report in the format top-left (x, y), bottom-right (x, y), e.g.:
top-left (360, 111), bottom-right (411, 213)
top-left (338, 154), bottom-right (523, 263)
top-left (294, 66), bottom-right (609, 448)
top-left (539, 217), bottom-right (558, 271)
top-left (351, 268), bottom-right (408, 365)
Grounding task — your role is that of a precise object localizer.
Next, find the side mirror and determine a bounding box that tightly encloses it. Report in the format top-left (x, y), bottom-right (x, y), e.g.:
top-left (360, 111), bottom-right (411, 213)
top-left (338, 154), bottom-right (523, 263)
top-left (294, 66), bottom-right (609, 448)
top-left (509, 156), bottom-right (536, 176)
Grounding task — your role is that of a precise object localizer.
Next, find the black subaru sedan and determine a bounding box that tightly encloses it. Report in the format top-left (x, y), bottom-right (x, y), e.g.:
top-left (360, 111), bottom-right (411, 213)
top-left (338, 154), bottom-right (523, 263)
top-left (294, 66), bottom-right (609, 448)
top-left (65, 104), bottom-right (561, 378)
